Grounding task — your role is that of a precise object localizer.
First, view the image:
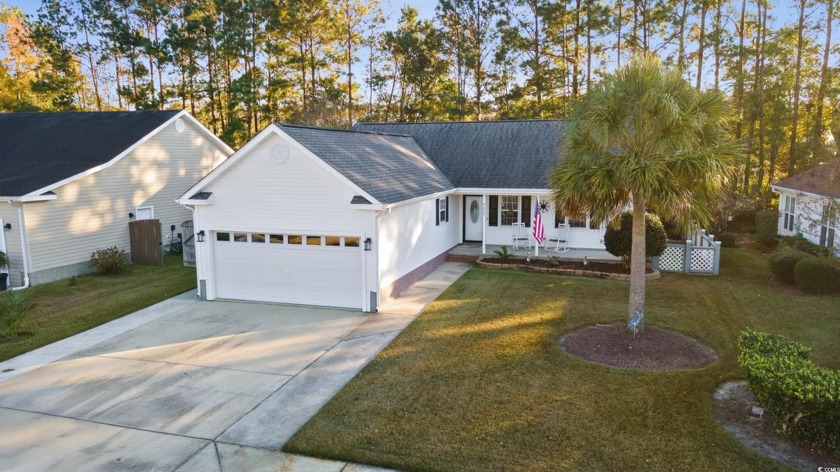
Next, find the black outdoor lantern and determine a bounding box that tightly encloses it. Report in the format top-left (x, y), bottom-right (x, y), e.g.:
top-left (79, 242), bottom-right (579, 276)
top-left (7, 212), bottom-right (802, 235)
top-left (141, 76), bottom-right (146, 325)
top-left (3, 223), bottom-right (10, 230)
top-left (364, 237), bottom-right (372, 251)
top-left (197, 230), bottom-right (206, 243)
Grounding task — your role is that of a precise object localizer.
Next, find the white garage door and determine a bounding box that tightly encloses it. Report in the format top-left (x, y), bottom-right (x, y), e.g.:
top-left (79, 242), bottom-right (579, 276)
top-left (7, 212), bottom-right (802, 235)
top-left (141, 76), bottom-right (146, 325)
top-left (213, 231), bottom-right (364, 309)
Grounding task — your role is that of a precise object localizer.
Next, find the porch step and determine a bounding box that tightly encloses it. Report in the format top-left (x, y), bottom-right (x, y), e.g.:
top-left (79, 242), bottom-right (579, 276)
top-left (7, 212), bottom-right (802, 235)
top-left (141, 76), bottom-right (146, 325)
top-left (446, 254), bottom-right (479, 263)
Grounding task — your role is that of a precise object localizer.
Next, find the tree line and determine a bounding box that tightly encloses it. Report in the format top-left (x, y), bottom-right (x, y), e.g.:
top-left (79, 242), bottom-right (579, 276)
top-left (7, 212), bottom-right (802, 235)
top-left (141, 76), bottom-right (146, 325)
top-left (1, 0), bottom-right (838, 203)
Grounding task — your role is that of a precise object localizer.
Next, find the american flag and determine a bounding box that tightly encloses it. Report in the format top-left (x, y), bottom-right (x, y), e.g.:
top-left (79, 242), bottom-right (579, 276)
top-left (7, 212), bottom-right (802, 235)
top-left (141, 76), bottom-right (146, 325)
top-left (533, 196), bottom-right (545, 245)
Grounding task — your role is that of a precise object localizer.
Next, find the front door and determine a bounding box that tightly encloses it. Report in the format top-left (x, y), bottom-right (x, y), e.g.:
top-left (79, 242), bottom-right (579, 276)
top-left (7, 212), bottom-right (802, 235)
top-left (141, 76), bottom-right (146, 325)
top-left (464, 196), bottom-right (483, 241)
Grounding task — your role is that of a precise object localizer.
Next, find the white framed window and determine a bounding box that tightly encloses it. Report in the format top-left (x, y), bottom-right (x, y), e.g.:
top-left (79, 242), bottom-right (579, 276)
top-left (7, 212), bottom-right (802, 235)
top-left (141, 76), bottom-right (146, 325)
top-left (782, 195), bottom-right (796, 232)
top-left (501, 196), bottom-right (519, 226)
top-left (820, 204), bottom-right (836, 248)
top-left (135, 206), bottom-right (154, 220)
top-left (439, 198), bottom-right (447, 222)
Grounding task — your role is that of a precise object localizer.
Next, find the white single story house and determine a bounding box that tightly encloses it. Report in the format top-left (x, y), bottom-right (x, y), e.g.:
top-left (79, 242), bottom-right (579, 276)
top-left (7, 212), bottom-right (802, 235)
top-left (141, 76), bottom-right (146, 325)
top-left (179, 120), bottom-right (607, 312)
top-left (771, 159), bottom-right (839, 254)
top-left (0, 111), bottom-right (232, 287)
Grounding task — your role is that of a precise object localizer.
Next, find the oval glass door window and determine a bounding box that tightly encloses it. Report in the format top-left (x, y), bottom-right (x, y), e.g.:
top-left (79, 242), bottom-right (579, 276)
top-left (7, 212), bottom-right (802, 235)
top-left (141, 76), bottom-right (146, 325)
top-left (470, 200), bottom-right (479, 223)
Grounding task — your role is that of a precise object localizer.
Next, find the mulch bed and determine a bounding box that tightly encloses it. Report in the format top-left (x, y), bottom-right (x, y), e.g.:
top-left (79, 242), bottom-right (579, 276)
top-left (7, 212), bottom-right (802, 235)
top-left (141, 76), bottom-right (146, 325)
top-left (559, 324), bottom-right (717, 370)
top-left (713, 380), bottom-right (840, 470)
top-left (482, 258), bottom-right (654, 275)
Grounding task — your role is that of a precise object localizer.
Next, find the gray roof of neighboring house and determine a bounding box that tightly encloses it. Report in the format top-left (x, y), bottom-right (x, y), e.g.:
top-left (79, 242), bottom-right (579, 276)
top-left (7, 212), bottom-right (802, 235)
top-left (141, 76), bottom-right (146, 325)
top-left (773, 159), bottom-right (840, 199)
top-left (352, 120), bottom-right (567, 189)
top-left (0, 111), bottom-right (181, 197)
top-left (277, 124), bottom-right (454, 204)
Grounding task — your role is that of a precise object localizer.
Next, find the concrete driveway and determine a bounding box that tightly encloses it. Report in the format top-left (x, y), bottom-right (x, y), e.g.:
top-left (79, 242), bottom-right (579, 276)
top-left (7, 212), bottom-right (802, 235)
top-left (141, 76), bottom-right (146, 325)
top-left (0, 262), bottom-right (471, 472)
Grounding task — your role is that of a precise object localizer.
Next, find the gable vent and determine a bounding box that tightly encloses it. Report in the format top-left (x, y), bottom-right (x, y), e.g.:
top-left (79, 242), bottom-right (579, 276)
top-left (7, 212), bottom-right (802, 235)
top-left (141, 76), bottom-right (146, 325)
top-left (271, 144), bottom-right (289, 164)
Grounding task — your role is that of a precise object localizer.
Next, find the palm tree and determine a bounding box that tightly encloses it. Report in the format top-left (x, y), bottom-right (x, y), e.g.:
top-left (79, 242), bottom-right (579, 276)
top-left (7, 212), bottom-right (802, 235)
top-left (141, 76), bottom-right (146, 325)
top-left (550, 55), bottom-right (739, 325)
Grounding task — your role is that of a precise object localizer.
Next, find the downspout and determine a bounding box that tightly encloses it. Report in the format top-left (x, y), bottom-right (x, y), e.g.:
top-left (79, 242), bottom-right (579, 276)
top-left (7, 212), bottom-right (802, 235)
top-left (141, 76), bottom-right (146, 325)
top-left (2, 200), bottom-right (31, 290)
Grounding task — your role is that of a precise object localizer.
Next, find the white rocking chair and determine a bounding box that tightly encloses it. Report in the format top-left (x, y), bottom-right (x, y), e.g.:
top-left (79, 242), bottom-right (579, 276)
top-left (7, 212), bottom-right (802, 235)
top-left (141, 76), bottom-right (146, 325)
top-left (512, 222), bottom-right (531, 250)
top-left (545, 224), bottom-right (570, 253)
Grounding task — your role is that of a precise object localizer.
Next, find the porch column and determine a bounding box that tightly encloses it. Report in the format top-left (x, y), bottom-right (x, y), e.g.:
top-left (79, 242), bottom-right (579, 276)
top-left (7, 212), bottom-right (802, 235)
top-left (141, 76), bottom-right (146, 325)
top-left (481, 194), bottom-right (487, 255)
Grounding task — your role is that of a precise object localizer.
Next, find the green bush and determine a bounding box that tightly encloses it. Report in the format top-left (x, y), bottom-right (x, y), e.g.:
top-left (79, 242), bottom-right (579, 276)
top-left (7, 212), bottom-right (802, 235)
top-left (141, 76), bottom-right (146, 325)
top-left (778, 236), bottom-right (833, 257)
top-left (0, 289), bottom-right (33, 338)
top-left (0, 250), bottom-right (8, 269)
top-left (794, 257), bottom-right (840, 294)
top-left (755, 211), bottom-right (778, 244)
top-left (603, 212), bottom-right (667, 265)
top-left (738, 330), bottom-right (840, 454)
top-left (714, 233), bottom-right (737, 248)
top-left (90, 247), bottom-right (128, 275)
top-left (768, 249), bottom-right (812, 284)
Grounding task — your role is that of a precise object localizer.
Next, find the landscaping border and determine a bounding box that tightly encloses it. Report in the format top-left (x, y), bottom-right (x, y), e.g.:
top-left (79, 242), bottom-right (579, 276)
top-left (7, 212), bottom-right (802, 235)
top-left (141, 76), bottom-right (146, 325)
top-left (476, 256), bottom-right (660, 281)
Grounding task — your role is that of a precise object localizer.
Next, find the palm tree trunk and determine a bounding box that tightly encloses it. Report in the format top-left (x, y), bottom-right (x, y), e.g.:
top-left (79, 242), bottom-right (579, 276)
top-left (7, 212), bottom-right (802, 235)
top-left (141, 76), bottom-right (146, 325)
top-left (628, 197), bottom-right (647, 323)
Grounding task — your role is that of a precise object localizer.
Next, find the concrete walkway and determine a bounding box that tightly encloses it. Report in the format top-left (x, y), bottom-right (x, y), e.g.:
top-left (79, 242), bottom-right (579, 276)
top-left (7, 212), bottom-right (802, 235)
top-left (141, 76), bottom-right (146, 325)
top-left (0, 262), bottom-right (471, 472)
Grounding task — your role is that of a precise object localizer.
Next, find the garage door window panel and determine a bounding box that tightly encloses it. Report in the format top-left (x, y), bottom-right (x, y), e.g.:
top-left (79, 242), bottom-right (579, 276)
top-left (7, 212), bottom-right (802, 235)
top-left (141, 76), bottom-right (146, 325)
top-left (217, 232), bottom-right (231, 242)
top-left (234, 232), bottom-right (248, 242)
top-left (251, 233), bottom-right (266, 243)
top-left (325, 236), bottom-right (341, 247)
top-left (307, 236), bottom-right (323, 246)
top-left (270, 234), bottom-right (284, 244)
top-left (288, 235), bottom-right (302, 245)
top-left (345, 237), bottom-right (360, 247)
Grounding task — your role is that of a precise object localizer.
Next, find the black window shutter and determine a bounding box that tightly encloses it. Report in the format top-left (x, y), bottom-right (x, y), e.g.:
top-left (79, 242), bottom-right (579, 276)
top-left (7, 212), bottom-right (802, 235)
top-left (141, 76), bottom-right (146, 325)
top-left (436, 199), bottom-right (440, 226)
top-left (489, 196), bottom-right (498, 226)
top-left (522, 196), bottom-right (531, 227)
top-left (445, 196), bottom-right (450, 222)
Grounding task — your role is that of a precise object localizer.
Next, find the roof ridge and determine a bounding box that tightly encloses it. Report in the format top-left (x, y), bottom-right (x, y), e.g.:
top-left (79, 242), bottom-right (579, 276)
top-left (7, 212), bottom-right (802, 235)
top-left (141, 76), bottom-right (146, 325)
top-left (355, 119), bottom-right (568, 126)
top-left (276, 122), bottom-right (412, 138)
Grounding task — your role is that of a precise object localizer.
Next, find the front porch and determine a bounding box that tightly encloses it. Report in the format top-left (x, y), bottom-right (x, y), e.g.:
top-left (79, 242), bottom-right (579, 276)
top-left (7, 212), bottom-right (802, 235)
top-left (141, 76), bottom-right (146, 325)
top-left (448, 243), bottom-right (618, 262)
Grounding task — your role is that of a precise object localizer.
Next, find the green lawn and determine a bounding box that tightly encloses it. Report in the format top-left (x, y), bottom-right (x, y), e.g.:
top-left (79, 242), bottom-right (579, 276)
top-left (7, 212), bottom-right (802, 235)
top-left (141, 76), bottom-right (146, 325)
top-left (0, 255), bottom-right (196, 362)
top-left (286, 248), bottom-right (839, 471)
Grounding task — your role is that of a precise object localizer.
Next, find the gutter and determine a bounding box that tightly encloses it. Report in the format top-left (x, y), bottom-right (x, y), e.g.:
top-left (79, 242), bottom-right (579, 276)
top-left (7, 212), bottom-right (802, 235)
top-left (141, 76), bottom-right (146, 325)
top-left (1, 200), bottom-right (31, 290)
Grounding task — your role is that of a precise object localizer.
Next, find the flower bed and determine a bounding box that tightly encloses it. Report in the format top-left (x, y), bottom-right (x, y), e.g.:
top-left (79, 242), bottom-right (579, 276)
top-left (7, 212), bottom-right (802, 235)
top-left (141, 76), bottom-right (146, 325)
top-left (476, 257), bottom-right (660, 281)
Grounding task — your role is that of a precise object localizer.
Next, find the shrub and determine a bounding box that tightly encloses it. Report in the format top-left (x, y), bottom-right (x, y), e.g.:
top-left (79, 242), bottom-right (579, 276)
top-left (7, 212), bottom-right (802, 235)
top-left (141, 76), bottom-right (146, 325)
top-left (794, 257), bottom-right (840, 294)
top-left (714, 232), bottom-right (737, 248)
top-left (603, 212), bottom-right (667, 265)
top-left (754, 211), bottom-right (778, 244)
top-left (493, 246), bottom-right (512, 261)
top-left (778, 236), bottom-right (833, 258)
top-left (768, 249), bottom-right (812, 284)
top-left (0, 250), bottom-right (8, 269)
top-left (90, 246), bottom-right (127, 275)
top-left (0, 289), bottom-right (33, 338)
top-left (738, 330), bottom-right (840, 455)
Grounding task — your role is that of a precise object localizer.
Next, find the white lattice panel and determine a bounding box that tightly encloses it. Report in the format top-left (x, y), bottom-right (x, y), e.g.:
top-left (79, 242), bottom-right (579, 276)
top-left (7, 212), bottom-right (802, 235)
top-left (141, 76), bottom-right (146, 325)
top-left (690, 248), bottom-right (715, 273)
top-left (658, 245), bottom-right (685, 272)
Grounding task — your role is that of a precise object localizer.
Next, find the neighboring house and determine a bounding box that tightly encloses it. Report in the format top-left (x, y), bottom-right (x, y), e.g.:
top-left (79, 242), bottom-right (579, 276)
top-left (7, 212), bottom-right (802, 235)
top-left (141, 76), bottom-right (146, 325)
top-left (179, 120), bottom-right (607, 312)
top-left (0, 111), bottom-right (233, 288)
top-left (770, 159), bottom-right (839, 255)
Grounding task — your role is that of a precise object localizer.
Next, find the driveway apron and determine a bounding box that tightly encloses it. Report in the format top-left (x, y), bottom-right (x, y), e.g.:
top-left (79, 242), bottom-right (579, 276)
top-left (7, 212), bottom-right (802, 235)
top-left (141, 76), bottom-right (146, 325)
top-left (0, 262), bottom-right (471, 472)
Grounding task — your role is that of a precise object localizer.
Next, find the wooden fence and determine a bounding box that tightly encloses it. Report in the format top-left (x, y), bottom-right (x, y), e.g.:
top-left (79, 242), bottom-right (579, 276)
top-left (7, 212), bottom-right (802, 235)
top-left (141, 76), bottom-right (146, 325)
top-left (129, 219), bottom-right (162, 266)
top-left (181, 220), bottom-right (196, 267)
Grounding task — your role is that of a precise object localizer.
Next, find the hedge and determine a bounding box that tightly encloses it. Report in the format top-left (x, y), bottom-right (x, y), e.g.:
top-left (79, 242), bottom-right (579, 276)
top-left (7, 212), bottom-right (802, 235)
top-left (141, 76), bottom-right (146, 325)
top-left (794, 257), bottom-right (840, 294)
top-left (738, 330), bottom-right (840, 454)
top-left (768, 249), bottom-right (812, 284)
top-left (755, 211), bottom-right (778, 244)
top-left (778, 236), bottom-right (834, 257)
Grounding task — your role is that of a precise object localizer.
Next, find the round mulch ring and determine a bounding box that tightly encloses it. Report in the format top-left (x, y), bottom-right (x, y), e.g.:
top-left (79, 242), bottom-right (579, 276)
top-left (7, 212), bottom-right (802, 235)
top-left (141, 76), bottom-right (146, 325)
top-left (559, 324), bottom-right (718, 370)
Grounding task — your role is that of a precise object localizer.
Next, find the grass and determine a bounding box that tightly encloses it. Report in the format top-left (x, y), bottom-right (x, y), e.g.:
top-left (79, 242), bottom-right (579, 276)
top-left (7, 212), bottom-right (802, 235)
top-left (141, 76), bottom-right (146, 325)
top-left (285, 248), bottom-right (840, 471)
top-left (0, 255), bottom-right (196, 362)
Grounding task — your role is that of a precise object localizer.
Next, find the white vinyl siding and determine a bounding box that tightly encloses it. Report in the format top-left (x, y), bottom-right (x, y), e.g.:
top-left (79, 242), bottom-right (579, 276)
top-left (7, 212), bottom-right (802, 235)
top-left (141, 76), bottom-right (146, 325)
top-left (378, 196), bottom-right (460, 290)
top-left (193, 133), bottom-right (377, 307)
top-left (0, 205), bottom-right (26, 286)
top-left (21, 120), bottom-right (228, 275)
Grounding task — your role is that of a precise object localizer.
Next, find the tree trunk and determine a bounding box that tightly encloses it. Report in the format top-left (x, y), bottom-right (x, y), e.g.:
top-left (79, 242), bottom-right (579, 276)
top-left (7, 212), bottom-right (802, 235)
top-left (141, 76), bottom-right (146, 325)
top-left (789, 0), bottom-right (806, 176)
top-left (677, 0), bottom-right (688, 70)
top-left (713, 0), bottom-right (721, 89)
top-left (734, 0), bottom-right (746, 141)
top-left (628, 196), bottom-right (647, 322)
top-left (696, 0), bottom-right (707, 90)
top-left (813, 0), bottom-right (833, 154)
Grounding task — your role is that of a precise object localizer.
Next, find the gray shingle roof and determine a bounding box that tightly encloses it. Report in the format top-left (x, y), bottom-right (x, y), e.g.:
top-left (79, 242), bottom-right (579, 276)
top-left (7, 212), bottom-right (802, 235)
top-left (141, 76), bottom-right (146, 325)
top-left (773, 159), bottom-right (840, 199)
top-left (0, 111), bottom-right (181, 196)
top-left (277, 124), bottom-right (454, 204)
top-left (352, 120), bottom-right (567, 189)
